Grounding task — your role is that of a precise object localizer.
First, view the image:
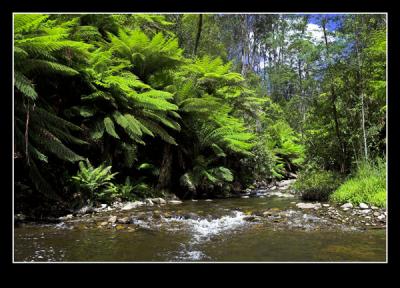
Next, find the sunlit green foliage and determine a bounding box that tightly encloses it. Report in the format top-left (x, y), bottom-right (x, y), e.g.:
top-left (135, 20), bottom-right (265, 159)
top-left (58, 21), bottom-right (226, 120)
top-left (331, 158), bottom-right (386, 207)
top-left (14, 13), bottom-right (386, 210)
top-left (14, 14), bottom-right (89, 199)
top-left (71, 160), bottom-right (118, 203)
top-left (293, 170), bottom-right (343, 201)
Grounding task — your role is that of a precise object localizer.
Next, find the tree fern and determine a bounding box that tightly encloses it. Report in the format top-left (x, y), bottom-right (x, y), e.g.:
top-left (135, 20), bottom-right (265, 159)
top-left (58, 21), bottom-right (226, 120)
top-left (103, 116), bottom-right (120, 139)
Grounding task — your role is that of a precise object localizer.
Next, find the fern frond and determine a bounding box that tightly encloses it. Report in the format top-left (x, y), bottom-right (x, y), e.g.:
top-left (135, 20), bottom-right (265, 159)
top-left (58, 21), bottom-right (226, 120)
top-left (139, 119), bottom-right (177, 145)
top-left (23, 59), bottom-right (79, 76)
top-left (103, 116), bottom-right (120, 139)
top-left (14, 71), bottom-right (38, 100)
top-left (30, 127), bottom-right (84, 162)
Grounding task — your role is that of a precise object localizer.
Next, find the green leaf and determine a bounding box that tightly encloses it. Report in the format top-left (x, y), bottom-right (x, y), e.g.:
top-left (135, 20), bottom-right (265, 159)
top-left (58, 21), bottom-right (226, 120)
top-left (103, 117), bottom-right (120, 139)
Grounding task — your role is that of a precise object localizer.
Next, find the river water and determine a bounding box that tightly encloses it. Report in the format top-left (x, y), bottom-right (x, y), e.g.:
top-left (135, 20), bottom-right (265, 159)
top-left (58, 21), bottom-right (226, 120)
top-left (14, 196), bottom-right (386, 262)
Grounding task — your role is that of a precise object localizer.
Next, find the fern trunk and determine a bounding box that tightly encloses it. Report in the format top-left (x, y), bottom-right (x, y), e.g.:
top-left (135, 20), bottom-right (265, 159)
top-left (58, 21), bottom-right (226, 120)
top-left (157, 143), bottom-right (173, 195)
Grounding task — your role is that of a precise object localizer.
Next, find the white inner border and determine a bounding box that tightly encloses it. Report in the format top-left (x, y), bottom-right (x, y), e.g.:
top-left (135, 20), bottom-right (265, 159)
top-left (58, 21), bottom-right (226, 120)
top-left (12, 12), bottom-right (388, 264)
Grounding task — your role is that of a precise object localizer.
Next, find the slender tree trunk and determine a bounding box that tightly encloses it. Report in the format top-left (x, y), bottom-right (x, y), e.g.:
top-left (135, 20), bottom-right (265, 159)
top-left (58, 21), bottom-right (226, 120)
top-left (24, 101), bottom-right (30, 165)
top-left (354, 16), bottom-right (368, 161)
top-left (193, 14), bottom-right (203, 56)
top-left (263, 47), bottom-right (267, 82)
top-left (157, 144), bottom-right (173, 195)
top-left (322, 19), bottom-right (346, 173)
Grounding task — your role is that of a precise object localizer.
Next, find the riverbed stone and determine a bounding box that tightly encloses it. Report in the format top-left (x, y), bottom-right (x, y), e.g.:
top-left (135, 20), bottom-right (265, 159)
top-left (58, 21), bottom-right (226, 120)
top-left (341, 203), bottom-right (353, 209)
top-left (377, 215), bottom-right (386, 221)
top-left (243, 216), bottom-right (258, 222)
top-left (322, 204), bottom-right (330, 207)
top-left (145, 199), bottom-right (154, 206)
top-left (183, 212), bottom-right (199, 220)
top-left (108, 215), bottom-right (117, 224)
top-left (241, 195), bottom-right (250, 199)
top-left (151, 198), bottom-right (167, 205)
top-left (75, 205), bottom-right (94, 215)
top-left (115, 225), bottom-right (125, 230)
top-left (117, 217), bottom-right (130, 224)
top-left (168, 200), bottom-right (183, 204)
top-left (59, 214), bottom-right (73, 220)
top-left (15, 214), bottom-right (26, 222)
top-left (277, 179), bottom-right (296, 187)
top-left (121, 201), bottom-right (144, 210)
top-left (359, 203), bottom-right (369, 209)
top-left (373, 212), bottom-right (380, 217)
top-left (296, 202), bottom-right (322, 210)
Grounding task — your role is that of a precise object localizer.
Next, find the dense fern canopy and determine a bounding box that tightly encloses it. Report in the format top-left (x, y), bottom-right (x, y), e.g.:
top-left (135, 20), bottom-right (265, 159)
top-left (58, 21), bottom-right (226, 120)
top-left (13, 13), bottom-right (386, 208)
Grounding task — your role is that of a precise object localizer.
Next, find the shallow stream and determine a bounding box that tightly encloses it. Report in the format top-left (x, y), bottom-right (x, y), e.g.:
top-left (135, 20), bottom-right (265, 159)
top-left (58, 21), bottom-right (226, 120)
top-left (14, 196), bottom-right (386, 262)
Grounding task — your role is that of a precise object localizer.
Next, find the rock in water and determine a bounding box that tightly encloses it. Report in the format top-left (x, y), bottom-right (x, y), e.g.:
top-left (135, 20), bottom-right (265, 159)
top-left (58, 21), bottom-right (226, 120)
top-left (15, 214), bottom-right (26, 222)
top-left (121, 201), bottom-right (144, 210)
top-left (341, 203), bottom-right (353, 209)
top-left (59, 214), bottom-right (73, 220)
top-left (115, 225), bottom-right (125, 230)
top-left (108, 215), bottom-right (117, 224)
top-left (377, 215), bottom-right (386, 222)
top-left (243, 216), bottom-right (259, 222)
top-left (151, 198), bottom-right (167, 205)
top-left (359, 203), bottom-right (369, 209)
top-left (168, 200), bottom-right (183, 204)
top-left (117, 217), bottom-right (130, 224)
top-left (145, 199), bottom-right (154, 206)
top-left (76, 205), bottom-right (94, 215)
top-left (296, 203), bottom-right (321, 209)
top-left (183, 212), bottom-right (199, 220)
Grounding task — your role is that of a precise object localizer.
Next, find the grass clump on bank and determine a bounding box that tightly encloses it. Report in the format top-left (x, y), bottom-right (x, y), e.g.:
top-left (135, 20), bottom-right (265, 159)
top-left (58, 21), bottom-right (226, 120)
top-left (330, 158), bottom-right (386, 207)
top-left (292, 170), bottom-right (343, 201)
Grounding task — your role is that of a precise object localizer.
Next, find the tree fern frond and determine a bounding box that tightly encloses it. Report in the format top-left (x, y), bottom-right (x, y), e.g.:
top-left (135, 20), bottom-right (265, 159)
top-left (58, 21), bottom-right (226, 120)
top-left (14, 14), bottom-right (49, 34)
top-left (23, 59), bottom-right (79, 76)
top-left (89, 119), bottom-right (105, 140)
top-left (103, 116), bottom-right (120, 139)
top-left (28, 158), bottom-right (62, 201)
top-left (33, 106), bottom-right (83, 131)
top-left (14, 71), bottom-right (38, 100)
top-left (139, 119), bottom-right (177, 145)
top-left (141, 110), bottom-right (181, 131)
top-left (30, 127), bottom-right (84, 162)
